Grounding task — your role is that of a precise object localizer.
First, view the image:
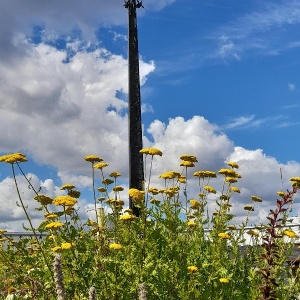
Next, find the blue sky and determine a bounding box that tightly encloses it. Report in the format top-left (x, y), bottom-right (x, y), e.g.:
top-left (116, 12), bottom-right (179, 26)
top-left (1, 0), bottom-right (300, 231)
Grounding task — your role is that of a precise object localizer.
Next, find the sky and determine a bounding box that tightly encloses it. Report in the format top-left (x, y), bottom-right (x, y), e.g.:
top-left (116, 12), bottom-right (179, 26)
top-left (1, 0), bottom-right (300, 231)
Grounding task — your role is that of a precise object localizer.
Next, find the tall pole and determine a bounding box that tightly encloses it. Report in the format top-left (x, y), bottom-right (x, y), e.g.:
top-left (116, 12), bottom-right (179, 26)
top-left (125, 0), bottom-right (144, 217)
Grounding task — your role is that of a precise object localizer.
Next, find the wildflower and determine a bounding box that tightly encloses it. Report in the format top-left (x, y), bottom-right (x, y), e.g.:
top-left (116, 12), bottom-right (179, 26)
top-left (44, 213), bottom-right (58, 219)
top-left (225, 177), bottom-right (238, 183)
top-left (277, 191), bottom-right (286, 197)
top-left (149, 198), bottom-right (161, 205)
top-left (129, 188), bottom-right (144, 202)
top-left (187, 266), bottom-right (198, 273)
top-left (102, 178), bottom-right (114, 185)
top-left (52, 246), bottom-right (62, 252)
top-left (180, 160), bottom-right (195, 167)
top-left (53, 195), bottom-right (77, 207)
top-left (180, 155), bottom-right (198, 162)
top-left (116, 200), bottom-right (125, 206)
top-left (227, 161), bottom-right (239, 169)
top-left (0, 152), bottom-right (27, 164)
top-left (7, 286), bottom-right (17, 294)
top-left (64, 207), bottom-right (74, 215)
top-left (124, 208), bottom-right (133, 214)
top-left (94, 162), bottom-right (109, 169)
top-left (68, 189), bottom-right (81, 198)
top-left (244, 205), bottom-right (254, 211)
top-left (187, 221), bottom-right (197, 227)
top-left (148, 187), bottom-right (159, 195)
top-left (109, 172), bottom-right (121, 178)
top-left (34, 195), bottom-right (53, 206)
top-left (84, 155), bottom-right (103, 163)
top-left (113, 186), bottom-right (124, 192)
top-left (204, 185), bottom-right (216, 194)
top-left (140, 147), bottom-right (163, 156)
top-left (220, 195), bottom-right (230, 200)
top-left (290, 177), bottom-right (300, 183)
top-left (98, 197), bottom-right (105, 202)
top-left (61, 242), bottom-right (74, 250)
top-left (284, 230), bottom-right (297, 238)
top-left (230, 186), bottom-right (240, 193)
top-left (227, 225), bottom-right (236, 230)
top-left (159, 171), bottom-right (180, 179)
top-left (87, 219), bottom-right (98, 226)
top-left (0, 229), bottom-right (7, 234)
top-left (45, 222), bottom-right (64, 230)
top-left (198, 193), bottom-right (206, 199)
top-left (98, 187), bottom-right (107, 193)
top-left (109, 243), bottom-right (122, 250)
top-left (60, 184), bottom-right (75, 190)
top-left (251, 196), bottom-right (262, 202)
top-left (218, 232), bottom-right (231, 239)
top-left (178, 176), bottom-right (186, 183)
top-left (190, 199), bottom-right (201, 208)
top-left (119, 214), bottom-right (136, 221)
top-left (219, 278), bottom-right (229, 284)
top-left (247, 230), bottom-right (259, 236)
top-left (218, 168), bottom-right (237, 176)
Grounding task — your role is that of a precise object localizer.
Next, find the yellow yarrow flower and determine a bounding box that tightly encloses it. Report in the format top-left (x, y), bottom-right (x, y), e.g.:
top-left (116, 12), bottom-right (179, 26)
top-left (102, 178), bottom-right (114, 185)
top-left (94, 162), bottom-right (109, 169)
top-left (219, 278), bottom-right (229, 284)
top-left (129, 188), bottom-right (145, 202)
top-left (204, 185), bottom-right (217, 194)
top-left (290, 177), bottom-right (300, 183)
top-left (284, 230), bottom-right (297, 238)
top-left (148, 187), bottom-right (159, 195)
top-left (187, 266), bottom-right (198, 273)
top-left (0, 152), bottom-right (27, 164)
top-left (190, 199), bottom-right (202, 208)
top-left (218, 232), bottom-right (231, 239)
top-left (34, 195), bottom-right (53, 206)
top-left (60, 184), bottom-right (75, 190)
top-left (109, 243), bottom-right (122, 250)
top-left (98, 187), bottom-right (107, 192)
top-left (244, 205), bottom-right (254, 211)
top-left (84, 155), bottom-right (103, 163)
top-left (109, 171), bottom-right (121, 177)
top-left (52, 246), bottom-right (62, 252)
top-left (187, 221), bottom-right (197, 227)
top-left (218, 168), bottom-right (237, 176)
top-left (45, 222), bottom-right (64, 230)
top-left (227, 161), bottom-right (239, 169)
top-left (53, 195), bottom-right (77, 207)
top-left (247, 230), bottom-right (259, 236)
top-left (277, 191), bottom-right (286, 197)
top-left (251, 196), bottom-right (262, 202)
top-left (140, 148), bottom-right (163, 156)
top-left (113, 186), bottom-right (124, 192)
top-left (180, 160), bottom-right (195, 167)
top-left (225, 177), bottom-right (238, 183)
top-left (44, 213), bottom-right (58, 219)
top-left (230, 186), bottom-right (240, 193)
top-left (180, 155), bottom-right (198, 162)
top-left (61, 242), bottom-right (75, 250)
top-left (119, 214), bottom-right (136, 221)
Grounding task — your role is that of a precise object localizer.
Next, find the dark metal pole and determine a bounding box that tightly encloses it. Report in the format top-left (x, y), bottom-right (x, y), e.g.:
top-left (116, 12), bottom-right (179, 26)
top-left (125, 0), bottom-right (144, 216)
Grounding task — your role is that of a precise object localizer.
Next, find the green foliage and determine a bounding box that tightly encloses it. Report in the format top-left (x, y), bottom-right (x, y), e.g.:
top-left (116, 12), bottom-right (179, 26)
top-left (0, 152), bottom-right (300, 299)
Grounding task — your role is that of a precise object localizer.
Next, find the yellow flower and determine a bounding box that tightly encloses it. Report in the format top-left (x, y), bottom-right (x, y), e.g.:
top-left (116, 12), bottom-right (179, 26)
top-left (116, 200), bottom-right (125, 206)
top-left (109, 243), bottom-right (122, 250)
top-left (34, 195), bottom-right (53, 206)
top-left (61, 242), bottom-right (75, 250)
top-left (219, 278), bottom-right (229, 283)
top-left (227, 161), bottom-right (239, 169)
top-left (109, 171), bottom-right (122, 178)
top-left (225, 177), bottom-right (238, 183)
top-left (0, 229), bottom-right (7, 234)
top-left (44, 213), bottom-right (58, 219)
top-left (227, 225), bottom-right (236, 230)
top-left (187, 266), bottom-right (198, 273)
top-left (0, 153), bottom-right (27, 164)
top-left (98, 197), bottom-right (105, 201)
top-left (140, 148), bottom-right (163, 156)
top-left (244, 205), bottom-right (254, 211)
top-left (45, 222), bottom-right (64, 230)
top-left (230, 186), bottom-right (240, 193)
top-left (124, 208), bottom-right (133, 214)
top-left (149, 198), bottom-right (161, 205)
top-left (180, 155), bottom-right (198, 162)
top-left (94, 162), bottom-right (109, 169)
top-left (277, 191), bottom-right (286, 197)
top-left (284, 230), bottom-right (297, 238)
top-left (68, 189), bottom-right (81, 198)
top-left (180, 160), bottom-right (195, 167)
top-left (190, 199), bottom-right (202, 208)
top-left (218, 232), bottom-right (231, 239)
top-left (51, 246), bottom-right (62, 252)
top-left (84, 155), bottom-right (103, 163)
top-left (204, 185), bottom-right (216, 194)
top-left (218, 168), bottom-right (236, 176)
top-left (148, 187), bottom-right (159, 195)
top-left (102, 178), bottom-right (114, 185)
top-left (60, 184), bottom-right (75, 190)
top-left (247, 230), bottom-right (259, 236)
top-left (159, 171), bottom-right (181, 179)
top-left (98, 187), bottom-right (107, 192)
top-left (251, 196), bottom-right (262, 202)
top-left (187, 221), bottom-right (197, 227)
top-left (113, 186), bottom-right (124, 192)
top-left (87, 219), bottom-right (98, 226)
top-left (7, 286), bottom-right (17, 294)
top-left (119, 214), bottom-right (136, 221)
top-left (129, 188), bottom-right (144, 202)
top-left (290, 177), bottom-right (300, 183)
top-left (53, 195), bottom-right (77, 207)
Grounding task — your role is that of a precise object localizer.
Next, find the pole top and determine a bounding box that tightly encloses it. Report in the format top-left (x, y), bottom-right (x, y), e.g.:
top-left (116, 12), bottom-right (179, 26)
top-left (124, 0), bottom-right (144, 9)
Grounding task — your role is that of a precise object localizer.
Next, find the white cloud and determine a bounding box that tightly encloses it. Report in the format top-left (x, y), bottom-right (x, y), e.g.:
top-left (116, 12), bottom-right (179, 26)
top-left (288, 82), bottom-right (296, 91)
